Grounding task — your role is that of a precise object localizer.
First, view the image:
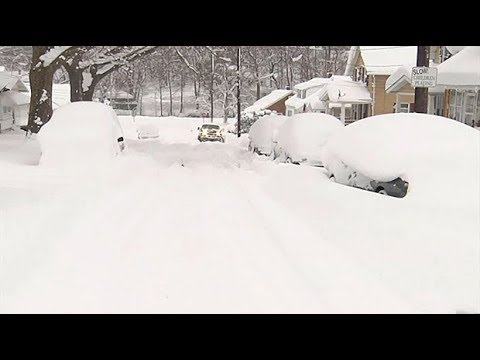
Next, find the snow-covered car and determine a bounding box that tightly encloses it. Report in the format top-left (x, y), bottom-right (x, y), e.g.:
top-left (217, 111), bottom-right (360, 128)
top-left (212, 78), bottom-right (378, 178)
top-left (328, 167), bottom-right (409, 198)
top-left (274, 112), bottom-right (343, 166)
top-left (248, 114), bottom-right (287, 156)
top-left (323, 112), bottom-right (480, 198)
top-left (37, 101), bottom-right (126, 166)
top-left (136, 123), bottom-right (160, 139)
top-left (197, 123), bottom-right (225, 142)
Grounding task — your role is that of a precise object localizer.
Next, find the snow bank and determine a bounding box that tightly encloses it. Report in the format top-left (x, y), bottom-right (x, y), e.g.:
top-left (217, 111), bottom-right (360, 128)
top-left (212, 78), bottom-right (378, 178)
top-left (248, 114), bottom-right (287, 154)
top-left (38, 102), bottom-right (125, 168)
top-left (276, 113), bottom-right (344, 164)
top-left (136, 122), bottom-right (160, 138)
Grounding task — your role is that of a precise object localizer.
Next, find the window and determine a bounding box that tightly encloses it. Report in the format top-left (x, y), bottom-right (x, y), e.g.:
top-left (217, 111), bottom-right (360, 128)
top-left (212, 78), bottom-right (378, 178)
top-left (398, 103), bottom-right (410, 113)
top-left (432, 94), bottom-right (444, 116)
top-left (448, 90), bottom-right (460, 120)
top-left (287, 109), bottom-right (294, 117)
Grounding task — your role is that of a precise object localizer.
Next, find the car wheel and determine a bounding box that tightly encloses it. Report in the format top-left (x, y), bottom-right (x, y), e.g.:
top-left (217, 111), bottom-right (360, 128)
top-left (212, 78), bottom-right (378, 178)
top-left (285, 157), bottom-right (292, 164)
top-left (329, 174), bottom-right (336, 182)
top-left (376, 188), bottom-right (387, 195)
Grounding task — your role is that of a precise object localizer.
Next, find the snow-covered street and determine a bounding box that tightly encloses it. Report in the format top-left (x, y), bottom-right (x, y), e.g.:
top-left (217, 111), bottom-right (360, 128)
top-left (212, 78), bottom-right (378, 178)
top-left (1, 116), bottom-right (479, 313)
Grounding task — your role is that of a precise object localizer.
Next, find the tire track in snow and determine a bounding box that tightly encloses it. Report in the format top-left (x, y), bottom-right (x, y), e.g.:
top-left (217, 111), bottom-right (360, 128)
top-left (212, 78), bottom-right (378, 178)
top-left (229, 170), bottom-right (417, 313)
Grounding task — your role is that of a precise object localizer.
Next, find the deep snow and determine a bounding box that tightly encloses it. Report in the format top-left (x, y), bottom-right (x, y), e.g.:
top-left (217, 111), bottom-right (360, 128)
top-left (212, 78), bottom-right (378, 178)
top-left (1, 115), bottom-right (479, 313)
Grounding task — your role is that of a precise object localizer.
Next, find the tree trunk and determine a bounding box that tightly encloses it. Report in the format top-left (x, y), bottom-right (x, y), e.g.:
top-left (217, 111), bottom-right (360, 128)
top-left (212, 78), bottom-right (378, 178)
top-left (168, 71), bottom-right (173, 116)
top-left (154, 91), bottom-right (157, 117)
top-left (81, 82), bottom-right (97, 101)
top-left (256, 70), bottom-right (261, 100)
top-left (223, 92), bottom-right (228, 123)
top-left (27, 47), bottom-right (56, 133)
top-left (66, 66), bottom-right (83, 102)
top-left (180, 73), bottom-right (184, 114)
top-left (159, 80), bottom-right (163, 116)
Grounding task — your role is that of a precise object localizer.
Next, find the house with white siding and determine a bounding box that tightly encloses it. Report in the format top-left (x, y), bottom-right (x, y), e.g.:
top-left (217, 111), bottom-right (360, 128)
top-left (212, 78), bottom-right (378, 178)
top-left (0, 72), bottom-right (30, 131)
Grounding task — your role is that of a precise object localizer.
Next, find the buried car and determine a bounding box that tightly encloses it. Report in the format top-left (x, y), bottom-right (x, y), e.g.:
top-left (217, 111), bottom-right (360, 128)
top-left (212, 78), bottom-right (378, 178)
top-left (248, 114), bottom-right (287, 156)
top-left (274, 112), bottom-right (343, 166)
top-left (136, 123), bottom-right (160, 139)
top-left (197, 123), bottom-right (225, 142)
top-left (328, 164), bottom-right (409, 198)
top-left (37, 101), bottom-right (126, 167)
top-left (323, 112), bottom-right (480, 198)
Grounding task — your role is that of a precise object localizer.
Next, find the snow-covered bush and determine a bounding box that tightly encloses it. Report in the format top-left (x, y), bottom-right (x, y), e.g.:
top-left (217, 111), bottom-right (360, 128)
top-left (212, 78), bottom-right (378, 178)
top-left (233, 109), bottom-right (277, 134)
top-left (38, 101), bottom-right (125, 167)
top-left (275, 112), bottom-right (343, 165)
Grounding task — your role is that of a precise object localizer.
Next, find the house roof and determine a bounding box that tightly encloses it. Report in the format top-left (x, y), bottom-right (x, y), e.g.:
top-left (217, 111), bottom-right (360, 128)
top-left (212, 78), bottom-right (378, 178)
top-left (0, 72), bottom-right (28, 92)
top-left (345, 46), bottom-right (418, 76)
top-left (318, 78), bottom-right (372, 104)
top-left (244, 89), bottom-right (293, 113)
top-left (436, 46), bottom-right (480, 88)
top-left (294, 77), bottom-right (330, 91)
top-left (110, 90), bottom-right (134, 99)
top-left (285, 95), bottom-right (305, 109)
top-left (3, 90), bottom-right (30, 105)
top-left (285, 78), bottom-right (330, 109)
top-left (385, 62), bottom-right (444, 94)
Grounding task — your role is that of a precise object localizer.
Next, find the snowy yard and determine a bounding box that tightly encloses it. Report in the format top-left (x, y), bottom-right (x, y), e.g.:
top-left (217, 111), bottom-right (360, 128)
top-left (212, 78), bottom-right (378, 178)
top-left (1, 116), bottom-right (479, 313)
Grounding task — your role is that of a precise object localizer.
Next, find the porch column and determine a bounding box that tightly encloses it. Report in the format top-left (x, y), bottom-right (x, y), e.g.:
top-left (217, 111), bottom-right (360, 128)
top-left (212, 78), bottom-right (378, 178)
top-left (340, 104), bottom-right (346, 125)
top-left (395, 93), bottom-right (401, 113)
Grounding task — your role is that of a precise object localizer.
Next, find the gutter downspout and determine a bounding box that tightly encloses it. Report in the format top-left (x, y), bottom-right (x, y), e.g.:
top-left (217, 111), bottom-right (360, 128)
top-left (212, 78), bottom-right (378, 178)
top-left (372, 75), bottom-right (376, 116)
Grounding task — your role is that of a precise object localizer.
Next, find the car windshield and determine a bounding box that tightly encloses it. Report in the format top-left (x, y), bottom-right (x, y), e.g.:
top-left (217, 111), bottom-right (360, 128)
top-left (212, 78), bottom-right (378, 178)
top-left (202, 125), bottom-right (220, 130)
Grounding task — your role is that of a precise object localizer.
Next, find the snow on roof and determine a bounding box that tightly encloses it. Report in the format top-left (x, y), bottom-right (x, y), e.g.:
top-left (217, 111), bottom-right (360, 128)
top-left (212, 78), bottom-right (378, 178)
top-left (385, 62), bottom-right (444, 94)
top-left (329, 102), bottom-right (352, 109)
top-left (110, 90), bottom-right (134, 99)
top-left (446, 46), bottom-right (466, 55)
top-left (244, 89), bottom-right (293, 113)
top-left (436, 46), bottom-right (480, 88)
top-left (0, 72), bottom-right (28, 92)
top-left (294, 77), bottom-right (330, 91)
top-left (304, 88), bottom-right (327, 110)
top-left (319, 78), bottom-right (372, 104)
top-left (285, 94), bottom-right (306, 109)
top-left (359, 46), bottom-right (418, 76)
top-left (3, 90), bottom-right (30, 105)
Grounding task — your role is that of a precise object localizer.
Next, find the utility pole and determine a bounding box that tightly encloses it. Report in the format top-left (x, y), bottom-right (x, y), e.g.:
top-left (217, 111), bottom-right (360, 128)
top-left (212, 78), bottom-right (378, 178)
top-left (414, 46), bottom-right (430, 113)
top-left (237, 46), bottom-right (241, 138)
top-left (210, 51), bottom-right (214, 123)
